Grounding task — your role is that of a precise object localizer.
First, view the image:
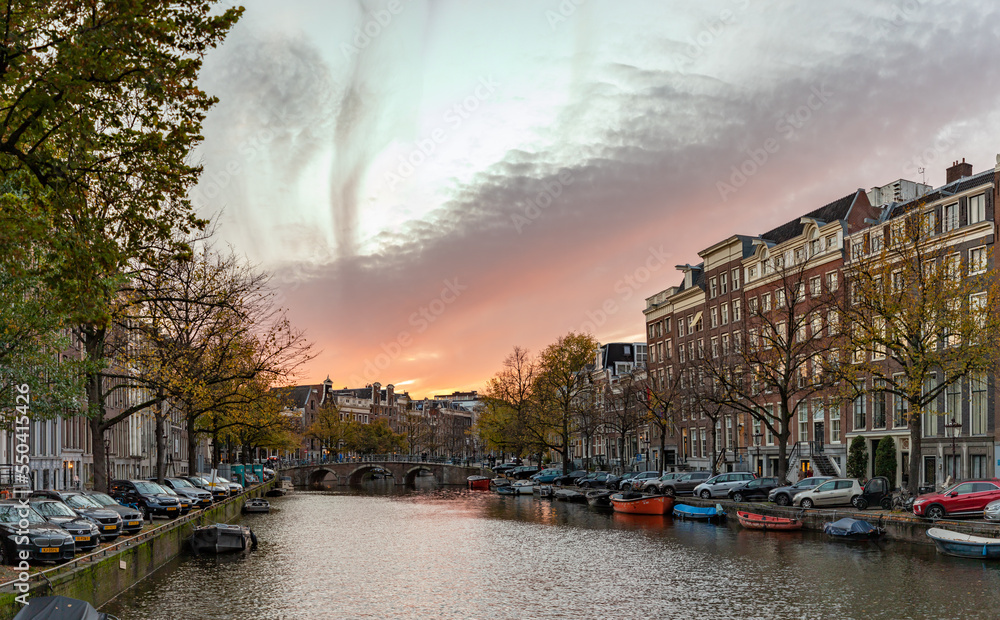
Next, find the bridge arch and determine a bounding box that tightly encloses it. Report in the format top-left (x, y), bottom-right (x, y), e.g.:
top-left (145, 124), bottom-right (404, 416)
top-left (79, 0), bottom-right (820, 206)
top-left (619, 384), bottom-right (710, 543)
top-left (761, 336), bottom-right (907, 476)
top-left (347, 464), bottom-right (395, 487)
top-left (308, 468), bottom-right (340, 488)
top-left (403, 466), bottom-right (438, 487)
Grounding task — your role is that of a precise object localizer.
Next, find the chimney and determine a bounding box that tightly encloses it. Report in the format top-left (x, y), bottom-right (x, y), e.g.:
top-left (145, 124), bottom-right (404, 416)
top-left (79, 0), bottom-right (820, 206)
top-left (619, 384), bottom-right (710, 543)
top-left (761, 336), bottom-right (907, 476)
top-left (946, 158), bottom-right (972, 184)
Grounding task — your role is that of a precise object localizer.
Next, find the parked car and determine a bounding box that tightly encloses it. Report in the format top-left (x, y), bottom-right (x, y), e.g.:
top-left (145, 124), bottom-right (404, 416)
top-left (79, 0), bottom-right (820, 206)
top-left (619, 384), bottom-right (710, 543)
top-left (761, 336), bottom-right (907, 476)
top-left (621, 471), bottom-right (662, 491)
top-left (641, 472), bottom-right (682, 493)
top-left (577, 471), bottom-right (612, 488)
top-left (76, 491), bottom-right (146, 534)
top-left (506, 466), bottom-right (541, 480)
top-left (768, 476), bottom-right (833, 506)
top-left (184, 475), bottom-right (230, 501)
top-left (912, 479), bottom-right (1000, 520)
top-left (552, 470), bottom-right (589, 486)
top-left (157, 477), bottom-right (213, 509)
top-left (793, 478), bottom-right (863, 508)
top-left (109, 480), bottom-right (182, 519)
top-left (693, 472), bottom-right (757, 499)
top-left (605, 472), bottom-right (636, 490)
top-left (984, 498), bottom-right (1000, 522)
top-left (660, 471), bottom-right (713, 496)
top-left (491, 462), bottom-right (520, 476)
top-left (0, 501), bottom-right (75, 564)
top-left (852, 476), bottom-right (893, 510)
top-left (30, 490), bottom-right (132, 539)
top-left (728, 477), bottom-right (780, 503)
top-left (149, 483), bottom-right (191, 515)
top-left (28, 499), bottom-right (102, 551)
top-left (529, 468), bottom-right (564, 483)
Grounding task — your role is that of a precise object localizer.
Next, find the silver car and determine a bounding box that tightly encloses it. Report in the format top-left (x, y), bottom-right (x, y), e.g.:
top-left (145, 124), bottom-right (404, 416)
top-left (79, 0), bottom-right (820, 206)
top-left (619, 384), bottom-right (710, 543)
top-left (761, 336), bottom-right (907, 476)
top-left (984, 499), bottom-right (1000, 521)
top-left (692, 472), bottom-right (757, 499)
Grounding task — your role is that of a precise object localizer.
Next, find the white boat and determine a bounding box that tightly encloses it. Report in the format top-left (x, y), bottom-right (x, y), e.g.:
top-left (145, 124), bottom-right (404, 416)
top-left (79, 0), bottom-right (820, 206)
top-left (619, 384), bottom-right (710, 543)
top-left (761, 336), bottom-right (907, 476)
top-left (191, 523), bottom-right (257, 554)
top-left (511, 480), bottom-right (537, 495)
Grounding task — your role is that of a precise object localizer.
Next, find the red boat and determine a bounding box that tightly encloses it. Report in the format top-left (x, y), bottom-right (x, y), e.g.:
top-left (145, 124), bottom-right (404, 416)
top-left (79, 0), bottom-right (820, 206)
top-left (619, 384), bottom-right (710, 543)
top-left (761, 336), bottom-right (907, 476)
top-left (609, 493), bottom-right (673, 515)
top-left (467, 476), bottom-right (491, 490)
top-left (736, 511), bottom-right (802, 531)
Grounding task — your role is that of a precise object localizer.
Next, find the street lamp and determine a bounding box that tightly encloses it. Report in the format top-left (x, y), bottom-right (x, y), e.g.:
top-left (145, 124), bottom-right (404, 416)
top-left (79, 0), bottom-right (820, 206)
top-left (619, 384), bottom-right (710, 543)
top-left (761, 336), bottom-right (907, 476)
top-left (753, 432), bottom-right (763, 477)
top-left (945, 418), bottom-right (962, 482)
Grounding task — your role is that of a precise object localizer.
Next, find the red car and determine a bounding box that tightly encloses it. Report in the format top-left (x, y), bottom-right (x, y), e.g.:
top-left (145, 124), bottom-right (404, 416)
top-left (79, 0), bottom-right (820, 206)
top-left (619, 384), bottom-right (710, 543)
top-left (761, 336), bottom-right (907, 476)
top-left (912, 479), bottom-right (1000, 519)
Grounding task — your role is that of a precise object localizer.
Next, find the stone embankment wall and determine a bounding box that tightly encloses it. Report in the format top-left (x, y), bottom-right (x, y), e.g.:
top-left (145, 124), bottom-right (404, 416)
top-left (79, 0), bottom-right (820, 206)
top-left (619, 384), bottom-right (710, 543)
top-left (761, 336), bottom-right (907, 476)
top-left (0, 481), bottom-right (273, 619)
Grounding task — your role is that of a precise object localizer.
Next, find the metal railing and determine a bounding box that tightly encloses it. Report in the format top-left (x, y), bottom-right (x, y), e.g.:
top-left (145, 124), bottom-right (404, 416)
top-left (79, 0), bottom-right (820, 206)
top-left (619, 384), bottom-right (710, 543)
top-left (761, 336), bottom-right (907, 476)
top-left (278, 454), bottom-right (482, 468)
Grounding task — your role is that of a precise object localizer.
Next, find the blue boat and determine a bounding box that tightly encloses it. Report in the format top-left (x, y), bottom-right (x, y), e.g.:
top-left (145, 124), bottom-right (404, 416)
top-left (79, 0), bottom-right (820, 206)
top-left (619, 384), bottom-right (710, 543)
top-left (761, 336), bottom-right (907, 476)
top-left (673, 503), bottom-right (726, 521)
top-left (927, 527), bottom-right (1000, 559)
top-left (823, 517), bottom-right (883, 540)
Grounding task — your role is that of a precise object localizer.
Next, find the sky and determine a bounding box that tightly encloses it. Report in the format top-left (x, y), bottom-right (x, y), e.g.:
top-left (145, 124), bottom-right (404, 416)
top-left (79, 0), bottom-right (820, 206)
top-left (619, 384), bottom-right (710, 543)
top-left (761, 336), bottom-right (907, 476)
top-left (189, 0), bottom-right (1000, 398)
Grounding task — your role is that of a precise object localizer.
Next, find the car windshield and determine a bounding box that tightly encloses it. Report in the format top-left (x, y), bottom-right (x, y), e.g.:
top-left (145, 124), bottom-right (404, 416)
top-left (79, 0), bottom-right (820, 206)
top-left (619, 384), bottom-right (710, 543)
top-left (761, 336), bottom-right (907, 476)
top-left (133, 481), bottom-right (164, 495)
top-left (153, 484), bottom-right (177, 496)
top-left (0, 505), bottom-right (45, 524)
top-left (86, 493), bottom-right (118, 506)
top-left (32, 501), bottom-right (77, 517)
top-left (168, 478), bottom-right (194, 489)
top-left (66, 495), bottom-right (104, 510)
top-left (188, 477), bottom-right (208, 485)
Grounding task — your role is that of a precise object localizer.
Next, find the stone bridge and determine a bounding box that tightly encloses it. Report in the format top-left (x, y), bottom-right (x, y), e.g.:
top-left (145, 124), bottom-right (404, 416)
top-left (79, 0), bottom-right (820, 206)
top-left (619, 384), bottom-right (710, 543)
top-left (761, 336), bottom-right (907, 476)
top-left (281, 461), bottom-right (488, 488)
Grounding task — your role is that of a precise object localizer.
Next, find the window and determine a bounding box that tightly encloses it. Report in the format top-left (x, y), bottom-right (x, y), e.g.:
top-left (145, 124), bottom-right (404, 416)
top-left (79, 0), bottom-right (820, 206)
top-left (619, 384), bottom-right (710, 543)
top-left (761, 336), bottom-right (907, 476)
top-left (747, 297), bottom-right (758, 314)
top-left (710, 307), bottom-right (718, 328)
top-left (922, 374), bottom-right (938, 437)
top-left (761, 293), bottom-right (771, 312)
top-left (873, 318), bottom-right (886, 359)
top-left (891, 270), bottom-right (903, 292)
top-left (830, 403), bottom-right (841, 443)
top-left (826, 234), bottom-right (837, 249)
top-left (648, 324), bottom-right (655, 339)
top-left (794, 247), bottom-right (805, 264)
top-left (796, 283), bottom-right (806, 303)
top-left (945, 381), bottom-right (961, 426)
top-left (853, 392), bottom-right (866, 431)
top-left (697, 339), bottom-right (704, 359)
top-left (872, 378), bottom-right (886, 429)
top-left (870, 232), bottom-right (883, 254)
top-left (721, 333), bottom-right (730, 356)
top-left (943, 202), bottom-right (958, 232)
top-left (970, 246), bottom-right (987, 275)
top-left (892, 374), bottom-right (906, 428)
top-left (799, 413), bottom-right (809, 443)
top-left (720, 273), bottom-right (728, 294)
top-left (946, 253), bottom-right (961, 282)
top-left (747, 266), bottom-right (757, 281)
top-left (922, 210), bottom-right (937, 237)
top-left (678, 318), bottom-right (685, 337)
top-left (710, 277), bottom-right (718, 299)
top-left (827, 310), bottom-right (838, 337)
top-left (972, 292), bottom-right (987, 331)
top-left (969, 193), bottom-right (986, 225)
top-left (688, 316), bottom-right (695, 335)
top-left (679, 345), bottom-right (685, 363)
top-left (851, 239), bottom-right (864, 261)
top-left (732, 299), bottom-right (741, 322)
top-left (826, 271), bottom-right (838, 292)
top-left (688, 341), bottom-right (695, 360)
top-left (796, 316), bottom-right (807, 343)
top-left (732, 269), bottom-right (740, 290)
top-left (765, 405), bottom-right (775, 445)
top-left (665, 340), bottom-right (672, 360)
top-left (711, 337), bottom-right (719, 359)
top-left (811, 238), bottom-right (821, 256)
top-left (775, 289), bottom-right (785, 308)
top-left (811, 314), bottom-right (822, 338)
top-left (721, 303), bottom-right (729, 325)
top-left (776, 321), bottom-right (787, 345)
top-left (700, 428), bottom-right (707, 458)
top-left (810, 276), bottom-right (821, 297)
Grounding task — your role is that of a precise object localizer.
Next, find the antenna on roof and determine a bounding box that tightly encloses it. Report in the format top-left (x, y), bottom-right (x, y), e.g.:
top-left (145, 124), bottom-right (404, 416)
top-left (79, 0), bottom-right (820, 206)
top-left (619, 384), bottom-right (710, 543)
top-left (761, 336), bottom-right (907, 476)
top-left (917, 167), bottom-right (926, 185)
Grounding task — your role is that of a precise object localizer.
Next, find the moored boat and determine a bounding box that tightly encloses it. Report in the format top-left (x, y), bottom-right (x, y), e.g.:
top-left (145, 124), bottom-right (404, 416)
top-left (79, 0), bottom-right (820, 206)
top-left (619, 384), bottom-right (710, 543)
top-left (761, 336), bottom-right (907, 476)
top-left (242, 498), bottom-right (271, 514)
top-left (927, 527), bottom-right (1000, 559)
top-left (467, 475), bottom-right (491, 490)
top-left (609, 493), bottom-right (673, 515)
top-left (737, 511), bottom-right (802, 531)
top-left (554, 488), bottom-right (587, 503)
top-left (533, 484), bottom-right (554, 498)
top-left (511, 480), bottom-right (536, 494)
top-left (585, 490), bottom-right (613, 509)
top-left (191, 523), bottom-right (257, 554)
top-left (12, 595), bottom-right (120, 620)
top-left (823, 517), bottom-right (884, 541)
top-left (673, 503), bottom-right (726, 522)
top-left (495, 484), bottom-right (517, 495)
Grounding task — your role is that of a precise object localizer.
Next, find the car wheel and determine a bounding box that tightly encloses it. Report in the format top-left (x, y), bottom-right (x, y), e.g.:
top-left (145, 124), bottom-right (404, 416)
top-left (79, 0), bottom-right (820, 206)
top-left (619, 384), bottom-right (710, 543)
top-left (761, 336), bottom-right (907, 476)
top-left (733, 492), bottom-right (744, 503)
top-left (852, 496), bottom-right (868, 510)
top-left (926, 504), bottom-right (946, 520)
top-left (622, 483), bottom-right (631, 491)
top-left (664, 487), bottom-right (676, 498)
top-left (0, 542), bottom-right (10, 566)
top-left (880, 497), bottom-right (893, 511)
top-left (801, 498), bottom-right (814, 509)
top-left (700, 490), bottom-right (711, 499)
top-left (775, 494), bottom-right (790, 506)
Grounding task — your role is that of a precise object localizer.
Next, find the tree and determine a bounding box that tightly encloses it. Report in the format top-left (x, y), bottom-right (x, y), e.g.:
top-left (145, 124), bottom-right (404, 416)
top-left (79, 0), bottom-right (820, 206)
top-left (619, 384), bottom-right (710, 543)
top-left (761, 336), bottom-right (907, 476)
top-left (572, 379), bottom-right (603, 470)
top-left (633, 367), bottom-right (683, 475)
top-left (846, 435), bottom-right (868, 480)
top-left (837, 208), bottom-right (1000, 493)
top-left (702, 258), bottom-right (843, 483)
top-left (530, 333), bottom-right (599, 473)
top-left (875, 436), bottom-right (897, 483)
top-left (477, 346), bottom-right (538, 460)
top-left (601, 374), bottom-right (642, 473)
top-left (307, 401), bottom-right (349, 458)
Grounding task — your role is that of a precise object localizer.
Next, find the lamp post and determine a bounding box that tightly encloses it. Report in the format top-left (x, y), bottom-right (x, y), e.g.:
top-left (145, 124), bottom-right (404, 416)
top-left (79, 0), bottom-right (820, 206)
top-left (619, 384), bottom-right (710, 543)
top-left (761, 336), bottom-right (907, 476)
top-left (753, 432), bottom-right (763, 477)
top-left (945, 418), bottom-right (962, 482)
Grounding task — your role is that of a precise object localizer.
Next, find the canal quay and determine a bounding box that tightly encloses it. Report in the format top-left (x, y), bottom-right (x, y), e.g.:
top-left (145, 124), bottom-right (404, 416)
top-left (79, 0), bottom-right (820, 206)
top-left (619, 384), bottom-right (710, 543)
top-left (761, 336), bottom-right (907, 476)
top-left (94, 484), bottom-right (1000, 620)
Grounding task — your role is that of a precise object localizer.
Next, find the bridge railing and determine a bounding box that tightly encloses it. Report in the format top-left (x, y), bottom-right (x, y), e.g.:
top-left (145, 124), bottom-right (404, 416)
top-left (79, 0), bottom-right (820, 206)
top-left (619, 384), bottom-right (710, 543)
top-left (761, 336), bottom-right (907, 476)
top-left (278, 454), bottom-right (482, 468)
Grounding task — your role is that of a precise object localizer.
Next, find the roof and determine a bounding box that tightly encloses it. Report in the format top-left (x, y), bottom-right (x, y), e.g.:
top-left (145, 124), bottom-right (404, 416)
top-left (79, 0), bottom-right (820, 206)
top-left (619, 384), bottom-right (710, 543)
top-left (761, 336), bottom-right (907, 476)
top-left (885, 169), bottom-right (994, 220)
top-left (271, 385), bottom-right (318, 409)
top-left (759, 190), bottom-right (862, 244)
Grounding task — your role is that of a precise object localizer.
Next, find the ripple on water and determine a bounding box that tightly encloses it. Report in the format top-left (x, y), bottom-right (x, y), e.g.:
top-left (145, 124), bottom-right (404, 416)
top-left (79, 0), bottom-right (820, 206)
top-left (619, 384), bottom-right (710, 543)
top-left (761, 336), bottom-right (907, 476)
top-left (101, 490), bottom-right (1000, 620)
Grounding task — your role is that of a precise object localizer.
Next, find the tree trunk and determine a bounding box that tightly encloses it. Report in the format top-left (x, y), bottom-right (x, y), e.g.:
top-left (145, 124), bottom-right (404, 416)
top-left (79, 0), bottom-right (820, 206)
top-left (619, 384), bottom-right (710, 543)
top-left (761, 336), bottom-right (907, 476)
top-left (84, 328), bottom-right (109, 492)
top-left (187, 415), bottom-right (199, 476)
top-left (907, 401), bottom-right (922, 495)
top-left (777, 429), bottom-right (789, 483)
top-left (90, 415), bottom-right (108, 492)
top-left (155, 409), bottom-right (166, 483)
top-left (659, 424), bottom-right (667, 475)
top-left (711, 427), bottom-right (718, 475)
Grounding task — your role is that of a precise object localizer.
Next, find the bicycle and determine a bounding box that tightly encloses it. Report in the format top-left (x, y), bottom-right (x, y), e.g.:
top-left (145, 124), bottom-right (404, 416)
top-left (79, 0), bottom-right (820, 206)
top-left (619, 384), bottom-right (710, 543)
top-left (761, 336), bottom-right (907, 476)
top-left (890, 488), bottom-right (913, 512)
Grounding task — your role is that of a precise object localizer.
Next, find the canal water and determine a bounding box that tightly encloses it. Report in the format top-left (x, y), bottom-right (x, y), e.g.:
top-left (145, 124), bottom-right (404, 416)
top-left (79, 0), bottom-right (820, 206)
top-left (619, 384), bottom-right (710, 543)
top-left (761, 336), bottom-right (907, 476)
top-left (102, 488), bottom-right (1000, 619)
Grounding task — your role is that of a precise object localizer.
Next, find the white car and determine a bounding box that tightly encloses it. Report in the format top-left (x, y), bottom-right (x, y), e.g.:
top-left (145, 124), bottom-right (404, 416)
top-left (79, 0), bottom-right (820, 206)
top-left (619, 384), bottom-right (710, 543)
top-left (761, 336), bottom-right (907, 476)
top-left (692, 472), bottom-right (757, 499)
top-left (792, 478), bottom-right (863, 508)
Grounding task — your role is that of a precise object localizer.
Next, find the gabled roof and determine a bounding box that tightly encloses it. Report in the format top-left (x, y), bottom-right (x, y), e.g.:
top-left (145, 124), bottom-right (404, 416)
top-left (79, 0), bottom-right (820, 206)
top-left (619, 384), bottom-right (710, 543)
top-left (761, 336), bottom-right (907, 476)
top-left (272, 385), bottom-right (318, 409)
top-left (759, 190), bottom-right (863, 244)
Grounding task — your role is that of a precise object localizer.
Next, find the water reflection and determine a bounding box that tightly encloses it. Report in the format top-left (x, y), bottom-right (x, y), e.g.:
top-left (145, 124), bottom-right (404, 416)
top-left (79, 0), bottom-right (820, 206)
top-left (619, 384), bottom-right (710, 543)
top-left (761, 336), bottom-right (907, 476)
top-left (102, 488), bottom-right (1000, 620)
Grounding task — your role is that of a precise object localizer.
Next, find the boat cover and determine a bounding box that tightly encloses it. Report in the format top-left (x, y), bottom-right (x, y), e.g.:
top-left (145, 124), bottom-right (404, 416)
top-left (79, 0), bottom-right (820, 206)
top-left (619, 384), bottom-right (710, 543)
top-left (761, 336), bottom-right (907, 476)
top-left (823, 518), bottom-right (878, 537)
top-left (673, 504), bottom-right (723, 517)
top-left (13, 596), bottom-right (104, 620)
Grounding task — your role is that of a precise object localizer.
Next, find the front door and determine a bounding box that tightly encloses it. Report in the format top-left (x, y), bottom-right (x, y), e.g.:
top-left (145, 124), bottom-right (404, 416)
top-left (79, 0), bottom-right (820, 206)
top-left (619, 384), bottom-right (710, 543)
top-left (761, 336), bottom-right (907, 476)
top-left (923, 456), bottom-right (937, 487)
top-left (813, 422), bottom-right (825, 451)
